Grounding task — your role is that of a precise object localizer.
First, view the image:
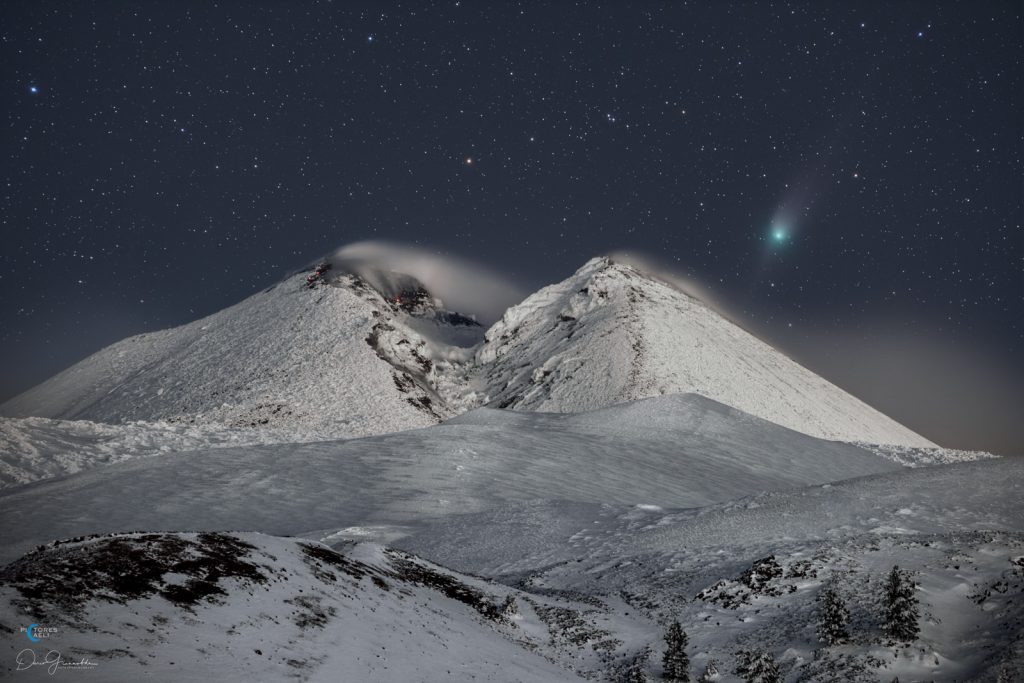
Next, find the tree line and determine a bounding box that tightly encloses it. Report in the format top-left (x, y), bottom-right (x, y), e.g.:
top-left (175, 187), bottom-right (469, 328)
top-left (626, 564), bottom-right (920, 683)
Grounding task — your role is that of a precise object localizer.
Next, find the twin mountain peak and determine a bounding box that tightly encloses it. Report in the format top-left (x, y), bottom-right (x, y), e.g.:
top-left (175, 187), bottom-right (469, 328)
top-left (0, 256), bottom-right (934, 448)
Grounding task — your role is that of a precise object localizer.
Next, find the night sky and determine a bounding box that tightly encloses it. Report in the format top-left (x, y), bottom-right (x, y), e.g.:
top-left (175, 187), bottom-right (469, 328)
top-left (2, 2), bottom-right (1022, 453)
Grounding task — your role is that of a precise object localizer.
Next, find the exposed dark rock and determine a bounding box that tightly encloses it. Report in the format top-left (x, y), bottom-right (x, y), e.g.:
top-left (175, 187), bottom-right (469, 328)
top-left (1, 532), bottom-right (269, 614)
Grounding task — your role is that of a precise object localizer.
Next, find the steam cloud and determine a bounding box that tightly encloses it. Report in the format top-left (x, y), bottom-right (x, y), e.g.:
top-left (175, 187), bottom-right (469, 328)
top-left (325, 241), bottom-right (527, 324)
top-left (607, 250), bottom-right (745, 324)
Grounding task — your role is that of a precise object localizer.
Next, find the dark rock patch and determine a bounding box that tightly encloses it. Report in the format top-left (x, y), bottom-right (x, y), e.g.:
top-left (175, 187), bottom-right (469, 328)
top-left (1, 532), bottom-right (269, 614)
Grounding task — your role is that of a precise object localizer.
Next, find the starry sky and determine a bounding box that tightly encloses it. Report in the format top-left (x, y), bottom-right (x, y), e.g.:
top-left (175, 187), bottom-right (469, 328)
top-left (2, 2), bottom-right (1022, 453)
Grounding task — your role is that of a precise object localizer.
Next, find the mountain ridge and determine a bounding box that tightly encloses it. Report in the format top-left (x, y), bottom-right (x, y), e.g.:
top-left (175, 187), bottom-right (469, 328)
top-left (0, 255), bottom-right (935, 447)
top-left (470, 257), bottom-right (935, 446)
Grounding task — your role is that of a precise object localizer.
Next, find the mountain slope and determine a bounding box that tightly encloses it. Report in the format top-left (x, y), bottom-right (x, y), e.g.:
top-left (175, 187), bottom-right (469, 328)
top-left (0, 394), bottom-right (906, 564)
top-left (473, 257), bottom-right (934, 446)
top-left (0, 533), bottom-right (588, 682)
top-left (1, 255), bottom-right (933, 448)
top-left (444, 458), bottom-right (1024, 682)
top-left (0, 415), bottom-right (347, 489)
top-left (0, 269), bottom-right (482, 439)
top-left (0, 448), bottom-right (1018, 681)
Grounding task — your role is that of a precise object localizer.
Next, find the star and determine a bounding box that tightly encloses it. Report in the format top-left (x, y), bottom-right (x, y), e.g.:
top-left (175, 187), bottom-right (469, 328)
top-left (28, 85), bottom-right (39, 94)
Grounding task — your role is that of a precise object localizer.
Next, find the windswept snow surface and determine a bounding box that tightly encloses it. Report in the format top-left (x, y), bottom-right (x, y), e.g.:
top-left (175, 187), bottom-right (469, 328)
top-left (0, 394), bottom-right (903, 564)
top-left (402, 457), bottom-right (1023, 578)
top-left (473, 257), bottom-right (934, 447)
top-left (0, 415), bottom-right (336, 489)
top-left (418, 457), bottom-right (1024, 682)
top-left (1, 256), bottom-right (933, 448)
top-left (0, 391), bottom-right (983, 492)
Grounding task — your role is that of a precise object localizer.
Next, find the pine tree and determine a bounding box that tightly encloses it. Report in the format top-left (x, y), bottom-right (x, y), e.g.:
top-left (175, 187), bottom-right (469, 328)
top-left (624, 663), bottom-right (647, 683)
top-left (697, 658), bottom-right (721, 682)
top-left (883, 565), bottom-right (920, 643)
top-left (662, 621), bottom-right (690, 682)
top-left (500, 595), bottom-right (518, 617)
top-left (623, 646), bottom-right (650, 683)
top-left (734, 648), bottom-right (781, 683)
top-left (817, 582), bottom-right (850, 645)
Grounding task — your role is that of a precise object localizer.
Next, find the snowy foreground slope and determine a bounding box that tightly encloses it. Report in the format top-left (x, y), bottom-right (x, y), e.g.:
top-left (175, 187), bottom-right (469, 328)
top-left (410, 458), bottom-right (1024, 682)
top-left (1, 256), bottom-right (934, 448)
top-left (0, 533), bottom-right (585, 682)
top-left (1, 456), bottom-right (1020, 681)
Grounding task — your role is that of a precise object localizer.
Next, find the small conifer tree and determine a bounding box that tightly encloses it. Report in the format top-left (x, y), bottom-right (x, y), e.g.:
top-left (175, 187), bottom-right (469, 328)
top-left (883, 565), bottom-right (920, 643)
top-left (500, 595), bottom-right (518, 617)
top-left (734, 648), bottom-right (781, 683)
top-left (623, 646), bottom-right (650, 683)
top-left (817, 582), bottom-right (850, 645)
top-left (662, 621), bottom-right (690, 682)
top-left (697, 658), bottom-right (720, 682)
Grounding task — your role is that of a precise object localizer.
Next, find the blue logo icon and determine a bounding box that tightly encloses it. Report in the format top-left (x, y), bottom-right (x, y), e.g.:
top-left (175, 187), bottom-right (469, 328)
top-left (21, 623), bottom-right (56, 641)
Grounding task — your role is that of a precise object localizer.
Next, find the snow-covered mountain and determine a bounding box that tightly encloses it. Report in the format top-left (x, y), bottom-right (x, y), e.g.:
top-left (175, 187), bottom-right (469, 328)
top-left (0, 256), bottom-right (933, 448)
top-left (0, 242), bottom-right (1015, 681)
top-left (0, 266), bottom-right (483, 440)
top-left (472, 257), bottom-right (934, 446)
